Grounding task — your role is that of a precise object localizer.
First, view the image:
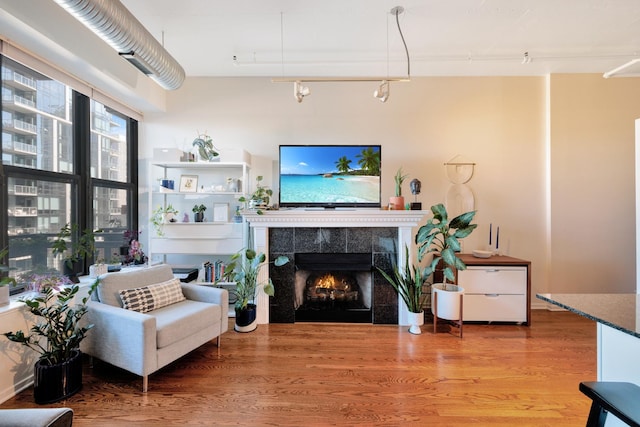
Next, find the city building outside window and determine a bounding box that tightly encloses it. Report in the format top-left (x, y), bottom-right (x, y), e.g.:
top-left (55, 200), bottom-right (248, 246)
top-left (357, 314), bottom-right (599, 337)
top-left (1, 54), bottom-right (138, 295)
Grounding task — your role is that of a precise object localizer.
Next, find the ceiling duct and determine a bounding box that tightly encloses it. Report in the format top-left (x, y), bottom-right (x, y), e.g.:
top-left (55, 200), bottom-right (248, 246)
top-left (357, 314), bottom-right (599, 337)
top-left (52, 0), bottom-right (185, 90)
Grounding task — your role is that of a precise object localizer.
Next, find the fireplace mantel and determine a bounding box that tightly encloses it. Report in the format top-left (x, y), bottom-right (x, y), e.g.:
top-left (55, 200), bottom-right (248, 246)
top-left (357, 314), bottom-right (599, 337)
top-left (243, 209), bottom-right (426, 228)
top-left (244, 209), bottom-right (427, 325)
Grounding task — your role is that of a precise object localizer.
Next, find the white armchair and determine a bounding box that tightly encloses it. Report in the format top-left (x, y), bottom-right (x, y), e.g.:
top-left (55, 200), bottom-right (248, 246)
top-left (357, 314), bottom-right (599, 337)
top-left (81, 264), bottom-right (228, 392)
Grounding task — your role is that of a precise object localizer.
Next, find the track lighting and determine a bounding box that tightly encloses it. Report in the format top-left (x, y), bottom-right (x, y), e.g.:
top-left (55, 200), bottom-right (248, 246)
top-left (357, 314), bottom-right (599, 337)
top-left (275, 5), bottom-right (410, 102)
top-left (373, 80), bottom-right (390, 102)
top-left (294, 81), bottom-right (311, 103)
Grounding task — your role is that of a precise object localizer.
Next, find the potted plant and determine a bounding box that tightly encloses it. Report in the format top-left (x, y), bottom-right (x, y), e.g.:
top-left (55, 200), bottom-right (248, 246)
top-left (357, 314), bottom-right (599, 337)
top-left (390, 167), bottom-right (408, 210)
top-left (151, 205), bottom-right (179, 236)
top-left (416, 203), bottom-right (477, 321)
top-left (377, 245), bottom-right (428, 334)
top-left (192, 131), bottom-right (219, 162)
top-left (192, 204), bottom-right (207, 222)
top-left (239, 175), bottom-right (272, 214)
top-left (51, 223), bottom-right (100, 283)
top-left (220, 248), bottom-right (289, 332)
top-left (3, 281), bottom-right (96, 403)
top-left (0, 247), bottom-right (16, 306)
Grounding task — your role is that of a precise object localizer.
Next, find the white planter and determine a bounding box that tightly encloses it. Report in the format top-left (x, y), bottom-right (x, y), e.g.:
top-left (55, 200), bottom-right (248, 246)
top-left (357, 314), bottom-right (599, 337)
top-left (432, 283), bottom-right (464, 321)
top-left (406, 311), bottom-right (425, 335)
top-left (0, 285), bottom-right (9, 306)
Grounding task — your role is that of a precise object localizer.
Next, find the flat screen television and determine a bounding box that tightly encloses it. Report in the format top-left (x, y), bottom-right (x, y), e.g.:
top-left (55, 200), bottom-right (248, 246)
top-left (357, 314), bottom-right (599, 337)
top-left (279, 145), bottom-right (382, 208)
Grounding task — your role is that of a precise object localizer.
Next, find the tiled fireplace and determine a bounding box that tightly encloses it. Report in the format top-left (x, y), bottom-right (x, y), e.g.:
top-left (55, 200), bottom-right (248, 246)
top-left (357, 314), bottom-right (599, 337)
top-left (244, 210), bottom-right (425, 325)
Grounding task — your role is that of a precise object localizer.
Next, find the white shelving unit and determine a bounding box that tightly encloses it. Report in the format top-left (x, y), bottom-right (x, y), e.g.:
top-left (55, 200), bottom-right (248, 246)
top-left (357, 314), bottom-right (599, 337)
top-left (148, 160), bottom-right (251, 292)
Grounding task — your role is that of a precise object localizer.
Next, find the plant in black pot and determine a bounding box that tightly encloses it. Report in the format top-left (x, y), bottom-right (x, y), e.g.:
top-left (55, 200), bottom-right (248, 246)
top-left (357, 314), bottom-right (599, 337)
top-left (3, 281), bottom-right (96, 403)
top-left (51, 223), bottom-right (100, 283)
top-left (192, 204), bottom-right (207, 222)
top-left (416, 203), bottom-right (477, 323)
top-left (220, 248), bottom-right (289, 332)
top-left (377, 245), bottom-right (429, 334)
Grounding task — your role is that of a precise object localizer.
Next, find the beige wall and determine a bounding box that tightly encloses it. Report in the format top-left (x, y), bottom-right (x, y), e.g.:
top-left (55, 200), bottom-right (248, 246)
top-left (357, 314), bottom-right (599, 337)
top-left (549, 74), bottom-right (640, 293)
top-left (141, 76), bottom-right (550, 299)
top-left (141, 74), bottom-right (640, 298)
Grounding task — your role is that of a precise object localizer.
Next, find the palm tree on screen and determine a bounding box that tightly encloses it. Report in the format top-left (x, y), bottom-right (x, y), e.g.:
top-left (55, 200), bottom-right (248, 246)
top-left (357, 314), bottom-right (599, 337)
top-left (356, 147), bottom-right (381, 175)
top-left (335, 156), bottom-right (352, 173)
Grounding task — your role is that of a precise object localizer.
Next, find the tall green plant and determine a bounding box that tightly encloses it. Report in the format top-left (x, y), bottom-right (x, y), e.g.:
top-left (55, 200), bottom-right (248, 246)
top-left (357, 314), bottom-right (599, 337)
top-left (221, 248), bottom-right (289, 310)
top-left (0, 247), bottom-right (16, 287)
top-left (3, 282), bottom-right (97, 365)
top-left (416, 203), bottom-right (477, 283)
top-left (51, 223), bottom-right (100, 269)
top-left (377, 245), bottom-right (428, 313)
top-left (394, 167), bottom-right (408, 197)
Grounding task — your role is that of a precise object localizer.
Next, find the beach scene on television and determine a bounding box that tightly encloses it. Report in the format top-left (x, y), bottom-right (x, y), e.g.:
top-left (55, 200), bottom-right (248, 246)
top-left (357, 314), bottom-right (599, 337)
top-left (279, 145), bottom-right (381, 205)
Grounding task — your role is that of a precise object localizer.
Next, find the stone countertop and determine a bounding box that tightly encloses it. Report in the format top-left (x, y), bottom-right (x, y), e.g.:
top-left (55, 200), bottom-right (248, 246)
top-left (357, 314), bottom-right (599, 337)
top-left (537, 293), bottom-right (640, 338)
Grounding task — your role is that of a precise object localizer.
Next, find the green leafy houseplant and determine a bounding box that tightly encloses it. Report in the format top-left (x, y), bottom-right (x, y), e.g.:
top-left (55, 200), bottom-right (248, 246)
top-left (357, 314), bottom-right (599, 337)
top-left (51, 223), bottom-right (99, 270)
top-left (151, 204), bottom-right (179, 236)
top-left (192, 132), bottom-right (219, 161)
top-left (238, 175), bottom-right (273, 215)
top-left (416, 203), bottom-right (477, 283)
top-left (377, 245), bottom-right (428, 314)
top-left (192, 204), bottom-right (207, 214)
top-left (3, 282), bottom-right (95, 365)
top-left (4, 281), bottom-right (97, 402)
top-left (0, 247), bottom-right (16, 287)
top-left (221, 248), bottom-right (289, 311)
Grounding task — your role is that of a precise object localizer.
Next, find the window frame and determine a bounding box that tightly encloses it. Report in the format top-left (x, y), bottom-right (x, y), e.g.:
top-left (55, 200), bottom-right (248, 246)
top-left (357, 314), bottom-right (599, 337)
top-left (0, 53), bottom-right (139, 288)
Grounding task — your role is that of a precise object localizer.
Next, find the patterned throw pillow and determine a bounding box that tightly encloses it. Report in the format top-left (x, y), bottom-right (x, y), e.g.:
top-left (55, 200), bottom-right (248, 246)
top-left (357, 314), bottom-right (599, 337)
top-left (119, 278), bottom-right (186, 313)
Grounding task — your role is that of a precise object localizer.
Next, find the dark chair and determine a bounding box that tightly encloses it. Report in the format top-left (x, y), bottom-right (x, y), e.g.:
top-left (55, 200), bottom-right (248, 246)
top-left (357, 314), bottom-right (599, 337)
top-left (579, 381), bottom-right (640, 427)
top-left (0, 408), bottom-right (73, 427)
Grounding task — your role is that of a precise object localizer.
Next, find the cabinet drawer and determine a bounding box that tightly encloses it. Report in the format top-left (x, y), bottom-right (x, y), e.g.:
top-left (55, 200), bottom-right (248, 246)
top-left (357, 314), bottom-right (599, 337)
top-left (459, 266), bottom-right (526, 294)
top-left (463, 294), bottom-right (527, 322)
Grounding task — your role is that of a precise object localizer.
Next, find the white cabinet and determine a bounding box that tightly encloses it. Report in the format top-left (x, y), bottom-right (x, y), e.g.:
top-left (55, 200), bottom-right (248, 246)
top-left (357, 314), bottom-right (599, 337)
top-left (456, 254), bottom-right (531, 324)
top-left (148, 161), bottom-right (251, 267)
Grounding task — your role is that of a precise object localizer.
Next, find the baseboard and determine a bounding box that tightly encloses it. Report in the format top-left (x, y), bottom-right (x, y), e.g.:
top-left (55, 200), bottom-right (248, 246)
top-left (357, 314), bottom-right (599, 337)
top-left (0, 375), bottom-right (32, 404)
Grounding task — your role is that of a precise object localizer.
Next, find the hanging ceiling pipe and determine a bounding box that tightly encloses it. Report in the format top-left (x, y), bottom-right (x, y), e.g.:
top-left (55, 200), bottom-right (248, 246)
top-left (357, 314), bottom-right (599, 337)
top-left (52, 0), bottom-right (185, 90)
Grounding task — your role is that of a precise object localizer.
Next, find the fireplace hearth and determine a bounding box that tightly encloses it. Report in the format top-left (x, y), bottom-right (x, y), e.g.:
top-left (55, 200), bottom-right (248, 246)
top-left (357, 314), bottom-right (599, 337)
top-left (294, 253), bottom-right (372, 323)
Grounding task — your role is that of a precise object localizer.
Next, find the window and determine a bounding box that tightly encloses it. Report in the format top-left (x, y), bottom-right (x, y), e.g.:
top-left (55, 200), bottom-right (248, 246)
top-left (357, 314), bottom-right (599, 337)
top-left (1, 54), bottom-right (138, 295)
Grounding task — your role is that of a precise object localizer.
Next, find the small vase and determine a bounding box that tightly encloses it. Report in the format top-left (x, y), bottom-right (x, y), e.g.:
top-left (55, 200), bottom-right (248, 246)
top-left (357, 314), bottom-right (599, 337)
top-left (194, 212), bottom-right (204, 222)
top-left (407, 311), bottom-right (425, 335)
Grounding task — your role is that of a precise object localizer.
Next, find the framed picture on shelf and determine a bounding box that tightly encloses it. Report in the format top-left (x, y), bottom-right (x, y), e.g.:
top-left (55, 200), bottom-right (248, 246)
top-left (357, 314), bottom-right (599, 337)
top-left (179, 175), bottom-right (198, 193)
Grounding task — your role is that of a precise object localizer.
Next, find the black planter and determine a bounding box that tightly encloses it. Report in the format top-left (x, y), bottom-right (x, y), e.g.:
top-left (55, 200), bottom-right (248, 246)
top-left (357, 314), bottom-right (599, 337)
top-left (63, 261), bottom-right (81, 284)
top-left (235, 304), bottom-right (258, 332)
top-left (194, 212), bottom-right (204, 222)
top-left (34, 350), bottom-right (83, 404)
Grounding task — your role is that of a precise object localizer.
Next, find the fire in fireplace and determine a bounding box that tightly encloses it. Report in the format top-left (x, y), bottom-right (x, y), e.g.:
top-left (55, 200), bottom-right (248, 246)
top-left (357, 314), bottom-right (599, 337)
top-left (294, 253), bottom-right (372, 323)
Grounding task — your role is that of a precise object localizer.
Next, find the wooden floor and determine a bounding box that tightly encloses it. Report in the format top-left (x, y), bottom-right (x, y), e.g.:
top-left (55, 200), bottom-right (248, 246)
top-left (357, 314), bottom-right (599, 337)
top-left (1, 310), bottom-right (597, 426)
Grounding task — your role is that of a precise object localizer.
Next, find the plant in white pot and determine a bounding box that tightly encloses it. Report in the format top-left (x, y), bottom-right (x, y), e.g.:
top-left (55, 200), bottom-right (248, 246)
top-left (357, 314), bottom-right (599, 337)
top-left (220, 248), bottom-right (289, 332)
top-left (377, 245), bottom-right (428, 334)
top-left (416, 203), bottom-right (477, 322)
top-left (3, 281), bottom-right (97, 403)
top-left (0, 247), bottom-right (16, 306)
